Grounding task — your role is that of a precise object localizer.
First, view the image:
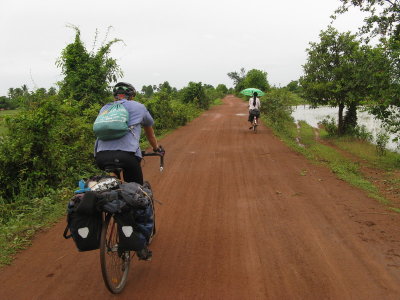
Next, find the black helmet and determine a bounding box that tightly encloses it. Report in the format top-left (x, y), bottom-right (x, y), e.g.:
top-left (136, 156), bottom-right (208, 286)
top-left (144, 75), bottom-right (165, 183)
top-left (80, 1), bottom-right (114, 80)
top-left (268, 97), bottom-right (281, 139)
top-left (113, 82), bottom-right (136, 98)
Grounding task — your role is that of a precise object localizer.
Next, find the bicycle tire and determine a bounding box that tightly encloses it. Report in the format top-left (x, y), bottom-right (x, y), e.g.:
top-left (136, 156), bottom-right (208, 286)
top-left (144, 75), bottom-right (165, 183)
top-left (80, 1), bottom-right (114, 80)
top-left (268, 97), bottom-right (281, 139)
top-left (100, 214), bottom-right (130, 294)
top-left (252, 121), bottom-right (257, 133)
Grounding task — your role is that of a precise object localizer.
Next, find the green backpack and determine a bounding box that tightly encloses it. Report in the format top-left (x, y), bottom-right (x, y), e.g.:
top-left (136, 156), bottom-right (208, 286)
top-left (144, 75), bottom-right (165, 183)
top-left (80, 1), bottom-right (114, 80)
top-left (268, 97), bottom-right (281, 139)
top-left (93, 103), bottom-right (130, 141)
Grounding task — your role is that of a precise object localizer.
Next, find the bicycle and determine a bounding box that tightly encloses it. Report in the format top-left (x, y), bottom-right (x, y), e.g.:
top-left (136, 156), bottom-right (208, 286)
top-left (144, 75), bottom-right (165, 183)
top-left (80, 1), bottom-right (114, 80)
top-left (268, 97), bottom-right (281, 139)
top-left (249, 109), bottom-right (260, 133)
top-left (100, 150), bottom-right (164, 294)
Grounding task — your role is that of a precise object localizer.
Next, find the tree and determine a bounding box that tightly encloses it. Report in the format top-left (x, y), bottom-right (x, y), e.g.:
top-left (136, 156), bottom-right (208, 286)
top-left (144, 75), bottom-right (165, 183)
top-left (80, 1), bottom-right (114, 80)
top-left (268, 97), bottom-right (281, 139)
top-left (56, 25), bottom-right (123, 107)
top-left (7, 85), bottom-right (31, 108)
top-left (141, 85), bottom-right (154, 97)
top-left (300, 27), bottom-right (366, 135)
top-left (180, 82), bottom-right (210, 109)
top-left (334, 0), bottom-right (400, 39)
top-left (0, 96), bottom-right (10, 109)
top-left (157, 81), bottom-right (173, 94)
top-left (334, 1), bottom-right (400, 141)
top-left (48, 87), bottom-right (57, 96)
top-left (216, 84), bottom-right (228, 95)
top-left (243, 69), bottom-right (270, 91)
top-left (227, 68), bottom-right (246, 92)
top-left (285, 80), bottom-right (303, 94)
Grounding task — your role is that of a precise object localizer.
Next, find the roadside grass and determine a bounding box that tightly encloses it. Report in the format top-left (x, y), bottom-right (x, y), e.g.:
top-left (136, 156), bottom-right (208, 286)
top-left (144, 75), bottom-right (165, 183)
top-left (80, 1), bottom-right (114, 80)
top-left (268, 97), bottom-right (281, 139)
top-left (332, 137), bottom-right (400, 171)
top-left (267, 118), bottom-right (396, 208)
top-left (0, 189), bottom-right (69, 266)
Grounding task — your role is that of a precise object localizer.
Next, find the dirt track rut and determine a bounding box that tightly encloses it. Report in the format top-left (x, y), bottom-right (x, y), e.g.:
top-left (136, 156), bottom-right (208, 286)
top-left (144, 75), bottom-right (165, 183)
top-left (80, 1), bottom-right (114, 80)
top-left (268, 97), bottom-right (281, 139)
top-left (1, 95), bottom-right (400, 299)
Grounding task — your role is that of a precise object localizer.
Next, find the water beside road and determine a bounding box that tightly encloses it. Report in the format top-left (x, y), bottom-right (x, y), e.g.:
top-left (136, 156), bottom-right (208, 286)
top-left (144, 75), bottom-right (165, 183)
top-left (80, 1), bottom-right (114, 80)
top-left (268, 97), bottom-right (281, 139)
top-left (291, 105), bottom-right (399, 152)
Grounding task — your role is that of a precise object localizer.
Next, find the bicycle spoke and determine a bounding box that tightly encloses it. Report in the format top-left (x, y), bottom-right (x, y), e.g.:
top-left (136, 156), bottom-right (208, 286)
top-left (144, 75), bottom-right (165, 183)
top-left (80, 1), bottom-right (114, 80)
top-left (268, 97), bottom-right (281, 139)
top-left (100, 215), bottom-right (130, 294)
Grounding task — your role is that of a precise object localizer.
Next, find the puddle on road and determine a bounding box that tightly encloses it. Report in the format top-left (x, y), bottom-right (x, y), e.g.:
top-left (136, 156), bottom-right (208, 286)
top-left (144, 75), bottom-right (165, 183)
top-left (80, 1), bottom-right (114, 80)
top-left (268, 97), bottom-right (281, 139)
top-left (235, 113), bottom-right (247, 116)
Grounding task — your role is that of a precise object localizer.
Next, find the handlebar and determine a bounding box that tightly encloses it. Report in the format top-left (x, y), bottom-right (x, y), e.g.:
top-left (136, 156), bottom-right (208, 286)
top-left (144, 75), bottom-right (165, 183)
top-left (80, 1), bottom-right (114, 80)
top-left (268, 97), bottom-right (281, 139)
top-left (142, 150), bottom-right (164, 172)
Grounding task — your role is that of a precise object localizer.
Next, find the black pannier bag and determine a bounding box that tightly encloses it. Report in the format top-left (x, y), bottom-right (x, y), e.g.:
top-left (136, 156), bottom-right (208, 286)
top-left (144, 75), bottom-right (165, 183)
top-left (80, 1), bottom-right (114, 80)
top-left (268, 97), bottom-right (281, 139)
top-left (250, 108), bottom-right (260, 117)
top-left (113, 182), bottom-right (154, 251)
top-left (63, 192), bottom-right (102, 251)
top-left (114, 210), bottom-right (147, 251)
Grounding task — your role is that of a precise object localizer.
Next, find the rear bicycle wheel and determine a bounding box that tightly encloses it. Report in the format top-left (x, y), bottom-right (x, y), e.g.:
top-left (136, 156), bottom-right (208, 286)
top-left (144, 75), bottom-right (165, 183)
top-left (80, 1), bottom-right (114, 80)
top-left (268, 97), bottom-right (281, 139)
top-left (100, 214), bottom-right (130, 294)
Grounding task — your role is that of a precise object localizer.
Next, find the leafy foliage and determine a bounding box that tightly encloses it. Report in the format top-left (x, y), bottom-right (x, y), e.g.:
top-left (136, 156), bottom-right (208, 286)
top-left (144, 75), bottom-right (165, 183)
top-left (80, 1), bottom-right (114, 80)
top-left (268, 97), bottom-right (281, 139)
top-left (0, 97), bottom-right (98, 201)
top-left (228, 68), bottom-right (270, 93)
top-left (179, 82), bottom-right (210, 109)
top-left (243, 69), bottom-right (270, 91)
top-left (319, 116), bottom-right (338, 136)
top-left (56, 25), bottom-right (123, 108)
top-left (227, 68), bottom-right (246, 93)
top-left (216, 84), bottom-right (228, 95)
top-left (334, 1), bottom-right (400, 143)
top-left (261, 88), bottom-right (295, 132)
top-left (300, 26), bottom-right (393, 135)
top-left (141, 85), bottom-right (155, 98)
top-left (334, 0), bottom-right (400, 39)
top-left (376, 131), bottom-right (390, 155)
top-left (285, 80), bottom-right (303, 94)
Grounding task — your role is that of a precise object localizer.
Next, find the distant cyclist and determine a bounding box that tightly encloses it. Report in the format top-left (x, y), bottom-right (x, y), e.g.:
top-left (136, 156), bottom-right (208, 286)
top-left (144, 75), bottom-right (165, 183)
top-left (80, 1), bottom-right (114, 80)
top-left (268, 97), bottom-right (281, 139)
top-left (248, 92), bottom-right (261, 129)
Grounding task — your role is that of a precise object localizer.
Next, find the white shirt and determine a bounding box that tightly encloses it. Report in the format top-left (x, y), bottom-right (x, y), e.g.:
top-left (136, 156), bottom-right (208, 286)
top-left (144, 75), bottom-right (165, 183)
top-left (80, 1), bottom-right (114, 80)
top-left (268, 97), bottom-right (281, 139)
top-left (248, 97), bottom-right (261, 110)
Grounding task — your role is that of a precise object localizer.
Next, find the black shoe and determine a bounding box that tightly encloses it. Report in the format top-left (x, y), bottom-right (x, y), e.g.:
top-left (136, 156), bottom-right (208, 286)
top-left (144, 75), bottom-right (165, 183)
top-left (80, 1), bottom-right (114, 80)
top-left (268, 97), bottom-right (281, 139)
top-left (249, 127), bottom-right (253, 130)
top-left (136, 247), bottom-right (152, 261)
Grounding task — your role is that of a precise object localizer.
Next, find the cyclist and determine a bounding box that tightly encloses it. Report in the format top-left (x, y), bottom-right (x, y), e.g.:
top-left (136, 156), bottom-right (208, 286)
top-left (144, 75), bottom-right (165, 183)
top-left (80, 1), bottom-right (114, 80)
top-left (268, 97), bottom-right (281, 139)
top-left (94, 81), bottom-right (164, 260)
top-left (248, 92), bottom-right (261, 129)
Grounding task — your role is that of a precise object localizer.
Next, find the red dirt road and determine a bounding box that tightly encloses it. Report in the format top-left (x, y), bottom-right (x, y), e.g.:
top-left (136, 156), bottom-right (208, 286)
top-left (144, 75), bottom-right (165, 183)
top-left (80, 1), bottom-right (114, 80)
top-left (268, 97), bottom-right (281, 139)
top-left (1, 95), bottom-right (400, 299)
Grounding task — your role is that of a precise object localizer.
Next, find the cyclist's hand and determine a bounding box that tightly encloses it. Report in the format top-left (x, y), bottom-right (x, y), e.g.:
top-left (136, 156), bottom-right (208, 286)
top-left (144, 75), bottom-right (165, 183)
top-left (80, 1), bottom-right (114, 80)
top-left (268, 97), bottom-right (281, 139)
top-left (153, 145), bottom-right (165, 156)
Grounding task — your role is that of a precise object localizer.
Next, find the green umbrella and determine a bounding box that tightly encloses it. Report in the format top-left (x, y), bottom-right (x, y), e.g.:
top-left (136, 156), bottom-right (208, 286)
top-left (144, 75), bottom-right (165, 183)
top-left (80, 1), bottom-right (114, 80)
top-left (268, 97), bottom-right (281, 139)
top-left (240, 88), bottom-right (265, 97)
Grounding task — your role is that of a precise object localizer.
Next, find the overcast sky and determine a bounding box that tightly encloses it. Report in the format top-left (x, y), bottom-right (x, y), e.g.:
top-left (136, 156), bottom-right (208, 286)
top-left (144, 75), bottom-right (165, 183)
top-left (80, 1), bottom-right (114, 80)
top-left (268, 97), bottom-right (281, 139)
top-left (0, 0), bottom-right (366, 96)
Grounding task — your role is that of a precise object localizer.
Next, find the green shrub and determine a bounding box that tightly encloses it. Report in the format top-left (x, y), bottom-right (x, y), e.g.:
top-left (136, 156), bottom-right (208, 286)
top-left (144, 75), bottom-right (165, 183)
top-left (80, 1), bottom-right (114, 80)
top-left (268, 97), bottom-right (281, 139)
top-left (179, 82), bottom-right (210, 109)
top-left (319, 116), bottom-right (338, 136)
top-left (0, 97), bottom-right (97, 200)
top-left (376, 132), bottom-right (390, 156)
top-left (352, 125), bottom-right (373, 142)
top-left (261, 89), bottom-right (295, 133)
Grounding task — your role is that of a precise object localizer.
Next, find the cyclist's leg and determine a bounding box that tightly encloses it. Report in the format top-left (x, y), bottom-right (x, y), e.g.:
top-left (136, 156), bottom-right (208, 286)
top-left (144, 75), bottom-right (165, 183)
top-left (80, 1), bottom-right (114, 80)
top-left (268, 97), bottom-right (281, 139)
top-left (95, 151), bottom-right (143, 184)
top-left (114, 151), bottom-right (143, 184)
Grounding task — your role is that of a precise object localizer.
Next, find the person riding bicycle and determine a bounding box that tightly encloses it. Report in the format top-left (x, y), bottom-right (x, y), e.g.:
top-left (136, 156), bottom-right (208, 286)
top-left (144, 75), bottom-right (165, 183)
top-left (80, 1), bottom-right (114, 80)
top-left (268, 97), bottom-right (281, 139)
top-left (94, 81), bottom-right (164, 260)
top-left (94, 82), bottom-right (163, 184)
top-left (248, 92), bottom-right (261, 129)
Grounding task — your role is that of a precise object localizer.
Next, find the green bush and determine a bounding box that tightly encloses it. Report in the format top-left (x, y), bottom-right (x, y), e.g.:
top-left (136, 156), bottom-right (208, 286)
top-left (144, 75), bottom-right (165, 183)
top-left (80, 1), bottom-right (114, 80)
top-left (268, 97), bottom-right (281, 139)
top-left (319, 116), bottom-right (338, 136)
top-left (143, 92), bottom-right (175, 132)
top-left (376, 132), bottom-right (390, 156)
top-left (261, 89), bottom-right (295, 132)
top-left (352, 125), bottom-right (373, 142)
top-left (0, 97), bottom-right (97, 201)
top-left (179, 82), bottom-right (210, 109)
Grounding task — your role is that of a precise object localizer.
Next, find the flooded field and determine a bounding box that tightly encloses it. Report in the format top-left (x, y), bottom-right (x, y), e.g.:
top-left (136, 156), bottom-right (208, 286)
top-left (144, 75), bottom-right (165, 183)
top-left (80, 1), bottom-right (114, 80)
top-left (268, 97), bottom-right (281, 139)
top-left (292, 105), bottom-right (399, 152)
